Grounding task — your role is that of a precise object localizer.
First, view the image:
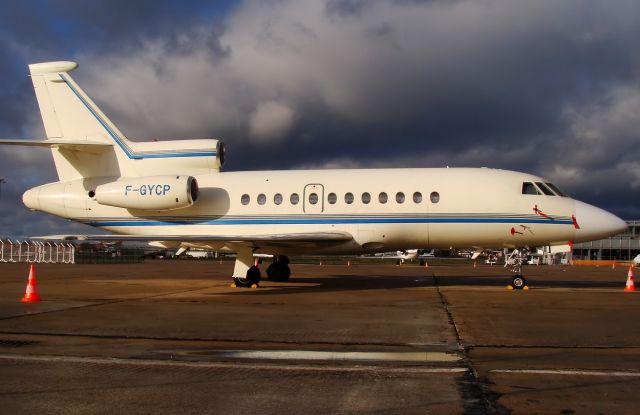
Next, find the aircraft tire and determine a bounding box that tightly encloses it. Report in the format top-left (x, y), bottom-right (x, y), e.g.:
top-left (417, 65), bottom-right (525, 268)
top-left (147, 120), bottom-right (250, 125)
top-left (235, 266), bottom-right (261, 287)
top-left (267, 262), bottom-right (290, 282)
top-left (511, 275), bottom-right (526, 290)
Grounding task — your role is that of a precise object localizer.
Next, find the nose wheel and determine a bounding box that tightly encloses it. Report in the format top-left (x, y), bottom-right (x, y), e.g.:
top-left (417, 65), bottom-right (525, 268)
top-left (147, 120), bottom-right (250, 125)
top-left (511, 275), bottom-right (526, 290)
top-left (505, 247), bottom-right (530, 290)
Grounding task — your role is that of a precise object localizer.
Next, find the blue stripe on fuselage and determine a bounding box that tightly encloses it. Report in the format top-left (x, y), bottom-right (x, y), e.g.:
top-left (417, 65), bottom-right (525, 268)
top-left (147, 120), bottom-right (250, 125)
top-left (84, 216), bottom-right (574, 227)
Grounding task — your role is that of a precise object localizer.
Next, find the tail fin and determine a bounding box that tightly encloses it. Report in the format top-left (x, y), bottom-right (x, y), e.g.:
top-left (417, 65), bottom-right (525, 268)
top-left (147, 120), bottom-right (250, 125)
top-left (29, 61), bottom-right (121, 180)
top-left (26, 61), bottom-right (223, 181)
top-left (30, 62), bottom-right (126, 145)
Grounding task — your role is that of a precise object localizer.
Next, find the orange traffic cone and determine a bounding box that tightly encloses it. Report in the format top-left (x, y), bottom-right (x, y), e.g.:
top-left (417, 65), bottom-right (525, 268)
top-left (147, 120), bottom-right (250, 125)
top-left (473, 261), bottom-right (477, 269)
top-left (624, 266), bottom-right (636, 292)
top-left (347, 260), bottom-right (351, 267)
top-left (424, 261), bottom-right (428, 268)
top-left (612, 262), bottom-right (616, 270)
top-left (21, 263), bottom-right (41, 302)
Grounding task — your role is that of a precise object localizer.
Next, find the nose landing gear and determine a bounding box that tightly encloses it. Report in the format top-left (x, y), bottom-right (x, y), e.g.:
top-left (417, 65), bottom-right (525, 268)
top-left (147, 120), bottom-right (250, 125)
top-left (505, 247), bottom-right (530, 290)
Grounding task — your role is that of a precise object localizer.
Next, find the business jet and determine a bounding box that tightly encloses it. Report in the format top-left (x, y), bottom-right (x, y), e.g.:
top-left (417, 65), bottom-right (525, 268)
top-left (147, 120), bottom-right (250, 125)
top-left (0, 61), bottom-right (628, 289)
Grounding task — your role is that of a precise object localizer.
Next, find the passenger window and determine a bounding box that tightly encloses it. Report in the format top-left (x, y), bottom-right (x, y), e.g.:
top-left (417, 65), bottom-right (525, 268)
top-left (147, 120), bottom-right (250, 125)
top-left (546, 182), bottom-right (568, 197)
top-left (379, 192), bottom-right (388, 204)
top-left (345, 192), bottom-right (354, 204)
top-left (536, 182), bottom-right (555, 196)
top-left (241, 194), bottom-right (250, 205)
top-left (309, 193), bottom-right (318, 205)
top-left (290, 193), bottom-right (300, 205)
top-left (257, 194), bottom-right (266, 205)
top-left (396, 192), bottom-right (405, 203)
top-left (328, 193), bottom-right (337, 204)
top-left (274, 193), bottom-right (283, 205)
top-left (413, 192), bottom-right (422, 203)
top-left (522, 182), bottom-right (540, 195)
top-left (430, 192), bottom-right (440, 203)
top-left (362, 192), bottom-right (371, 204)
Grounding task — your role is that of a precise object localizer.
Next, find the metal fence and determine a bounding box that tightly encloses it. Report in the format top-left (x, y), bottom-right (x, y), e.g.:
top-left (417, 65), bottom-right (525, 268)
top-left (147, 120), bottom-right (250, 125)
top-left (74, 246), bottom-right (144, 264)
top-left (0, 239), bottom-right (75, 263)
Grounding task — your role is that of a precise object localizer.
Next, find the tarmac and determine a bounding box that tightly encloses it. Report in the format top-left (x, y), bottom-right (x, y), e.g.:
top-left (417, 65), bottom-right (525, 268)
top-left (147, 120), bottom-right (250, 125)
top-left (0, 259), bottom-right (638, 414)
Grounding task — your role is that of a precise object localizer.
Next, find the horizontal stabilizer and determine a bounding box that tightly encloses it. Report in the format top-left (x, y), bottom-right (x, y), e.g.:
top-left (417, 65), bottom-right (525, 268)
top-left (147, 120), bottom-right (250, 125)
top-left (0, 139), bottom-right (112, 156)
top-left (0, 139), bottom-right (112, 148)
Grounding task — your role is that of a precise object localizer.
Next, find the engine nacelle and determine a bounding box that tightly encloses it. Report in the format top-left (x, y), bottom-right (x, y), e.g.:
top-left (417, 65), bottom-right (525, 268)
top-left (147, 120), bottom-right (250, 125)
top-left (94, 175), bottom-right (198, 210)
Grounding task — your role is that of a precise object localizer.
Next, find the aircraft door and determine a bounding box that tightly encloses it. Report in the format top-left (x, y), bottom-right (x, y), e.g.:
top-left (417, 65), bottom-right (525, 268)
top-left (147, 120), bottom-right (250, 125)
top-left (303, 184), bottom-right (324, 214)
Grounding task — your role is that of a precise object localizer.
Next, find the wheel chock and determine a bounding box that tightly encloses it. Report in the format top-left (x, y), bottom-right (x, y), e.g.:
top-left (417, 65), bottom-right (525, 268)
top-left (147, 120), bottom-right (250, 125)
top-left (250, 284), bottom-right (259, 289)
top-left (506, 285), bottom-right (514, 290)
top-left (523, 286), bottom-right (530, 290)
top-left (229, 283), bottom-right (237, 288)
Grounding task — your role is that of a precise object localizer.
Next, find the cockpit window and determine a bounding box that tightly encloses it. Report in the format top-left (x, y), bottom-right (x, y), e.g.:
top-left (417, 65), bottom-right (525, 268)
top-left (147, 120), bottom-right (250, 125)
top-left (545, 182), bottom-right (568, 197)
top-left (535, 182), bottom-right (555, 196)
top-left (522, 182), bottom-right (540, 195)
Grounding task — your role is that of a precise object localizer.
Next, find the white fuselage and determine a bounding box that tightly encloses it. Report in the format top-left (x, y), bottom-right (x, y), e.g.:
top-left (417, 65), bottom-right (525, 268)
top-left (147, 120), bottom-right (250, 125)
top-left (24, 167), bottom-right (624, 255)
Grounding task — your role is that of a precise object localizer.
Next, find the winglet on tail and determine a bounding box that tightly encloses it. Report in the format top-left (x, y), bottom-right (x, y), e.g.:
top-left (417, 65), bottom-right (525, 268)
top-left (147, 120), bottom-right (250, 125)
top-left (29, 61), bottom-right (78, 75)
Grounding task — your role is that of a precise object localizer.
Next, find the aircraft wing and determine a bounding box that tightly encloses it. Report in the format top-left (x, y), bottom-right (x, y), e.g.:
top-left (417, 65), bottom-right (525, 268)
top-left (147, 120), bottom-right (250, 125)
top-left (34, 232), bottom-right (354, 246)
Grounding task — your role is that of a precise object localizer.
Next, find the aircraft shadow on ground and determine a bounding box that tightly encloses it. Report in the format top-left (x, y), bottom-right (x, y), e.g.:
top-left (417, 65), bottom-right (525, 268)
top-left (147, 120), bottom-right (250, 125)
top-left (218, 274), bottom-right (435, 296)
top-left (217, 273), bottom-right (624, 296)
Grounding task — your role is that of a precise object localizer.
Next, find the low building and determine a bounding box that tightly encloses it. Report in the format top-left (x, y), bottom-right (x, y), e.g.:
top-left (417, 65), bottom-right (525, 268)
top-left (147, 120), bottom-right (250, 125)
top-left (572, 220), bottom-right (639, 261)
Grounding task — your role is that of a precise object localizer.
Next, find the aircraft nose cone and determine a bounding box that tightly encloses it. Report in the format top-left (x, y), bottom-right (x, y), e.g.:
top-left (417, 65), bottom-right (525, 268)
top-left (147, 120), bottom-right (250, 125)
top-left (574, 200), bottom-right (627, 242)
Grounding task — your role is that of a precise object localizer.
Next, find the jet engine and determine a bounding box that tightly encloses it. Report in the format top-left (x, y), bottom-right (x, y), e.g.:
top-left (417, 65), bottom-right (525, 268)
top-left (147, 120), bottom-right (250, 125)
top-left (94, 175), bottom-right (198, 210)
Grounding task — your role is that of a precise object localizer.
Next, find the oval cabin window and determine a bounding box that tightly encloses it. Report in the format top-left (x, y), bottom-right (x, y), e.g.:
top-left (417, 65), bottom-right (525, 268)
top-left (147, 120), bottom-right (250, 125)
top-left (290, 193), bottom-right (300, 205)
top-left (345, 192), bottom-right (354, 204)
top-left (430, 192), bottom-right (440, 203)
top-left (241, 194), bottom-right (250, 205)
top-left (328, 193), bottom-right (337, 204)
top-left (396, 192), bottom-right (405, 204)
top-left (274, 193), bottom-right (283, 205)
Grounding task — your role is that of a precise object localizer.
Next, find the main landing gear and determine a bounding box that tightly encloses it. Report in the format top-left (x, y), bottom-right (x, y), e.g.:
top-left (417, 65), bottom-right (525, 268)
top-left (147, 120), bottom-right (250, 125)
top-left (233, 265), bottom-right (261, 288)
top-left (505, 247), bottom-right (529, 290)
top-left (231, 247), bottom-right (261, 288)
top-left (266, 256), bottom-right (290, 282)
top-left (230, 249), bottom-right (291, 288)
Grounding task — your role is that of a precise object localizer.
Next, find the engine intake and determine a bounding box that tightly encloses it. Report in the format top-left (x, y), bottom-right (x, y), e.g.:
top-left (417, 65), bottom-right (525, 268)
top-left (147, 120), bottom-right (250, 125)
top-left (94, 175), bottom-right (198, 210)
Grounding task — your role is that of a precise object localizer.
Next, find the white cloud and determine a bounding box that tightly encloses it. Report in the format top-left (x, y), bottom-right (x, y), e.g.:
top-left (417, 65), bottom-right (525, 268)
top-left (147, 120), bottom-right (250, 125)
top-left (248, 101), bottom-right (295, 142)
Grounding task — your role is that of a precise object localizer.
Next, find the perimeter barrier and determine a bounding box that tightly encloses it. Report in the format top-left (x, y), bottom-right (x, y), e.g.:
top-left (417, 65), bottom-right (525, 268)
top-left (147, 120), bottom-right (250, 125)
top-left (0, 239), bottom-right (75, 263)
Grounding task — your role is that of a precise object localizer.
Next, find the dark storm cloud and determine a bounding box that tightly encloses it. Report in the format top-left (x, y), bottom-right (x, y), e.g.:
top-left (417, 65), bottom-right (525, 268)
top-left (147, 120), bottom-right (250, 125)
top-left (1, 0), bottom-right (640, 237)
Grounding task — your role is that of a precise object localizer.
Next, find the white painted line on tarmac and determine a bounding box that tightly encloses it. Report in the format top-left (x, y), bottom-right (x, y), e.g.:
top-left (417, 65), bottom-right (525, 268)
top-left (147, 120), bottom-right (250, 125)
top-left (0, 353), bottom-right (467, 374)
top-left (491, 369), bottom-right (640, 377)
top-left (216, 350), bottom-right (460, 362)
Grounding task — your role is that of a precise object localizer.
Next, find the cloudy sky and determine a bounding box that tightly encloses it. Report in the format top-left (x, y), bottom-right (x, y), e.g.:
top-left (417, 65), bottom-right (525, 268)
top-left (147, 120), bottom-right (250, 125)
top-left (1, 0), bottom-right (639, 237)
